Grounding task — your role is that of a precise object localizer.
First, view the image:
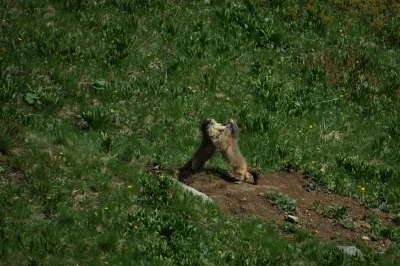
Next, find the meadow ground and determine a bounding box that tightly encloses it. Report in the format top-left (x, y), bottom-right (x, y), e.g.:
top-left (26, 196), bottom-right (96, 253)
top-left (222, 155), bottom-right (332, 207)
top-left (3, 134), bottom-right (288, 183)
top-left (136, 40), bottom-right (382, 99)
top-left (1, 0), bottom-right (400, 265)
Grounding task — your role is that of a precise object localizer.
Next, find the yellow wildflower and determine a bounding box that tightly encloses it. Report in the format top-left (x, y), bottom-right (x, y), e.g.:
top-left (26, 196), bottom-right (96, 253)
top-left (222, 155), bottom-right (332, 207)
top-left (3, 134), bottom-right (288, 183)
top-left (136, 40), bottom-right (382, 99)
top-left (128, 185), bottom-right (132, 189)
top-left (47, 195), bottom-right (51, 200)
top-left (226, 98), bottom-right (230, 101)
top-left (339, 29), bottom-right (343, 33)
top-left (104, 207), bottom-right (108, 210)
top-left (299, 130), bottom-right (302, 133)
top-left (340, 95), bottom-right (344, 98)
top-left (361, 187), bottom-right (365, 192)
top-left (59, 152), bottom-right (64, 155)
top-left (311, 161), bottom-right (315, 165)
top-left (309, 125), bottom-right (313, 129)
top-left (320, 168), bottom-right (325, 172)
top-left (18, 37), bottom-right (22, 41)
top-left (316, 147), bottom-right (320, 150)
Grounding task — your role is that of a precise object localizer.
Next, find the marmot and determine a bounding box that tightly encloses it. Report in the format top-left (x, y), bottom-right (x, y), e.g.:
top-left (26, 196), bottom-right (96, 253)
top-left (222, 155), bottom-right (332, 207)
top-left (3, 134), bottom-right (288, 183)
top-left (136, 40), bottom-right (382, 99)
top-left (184, 119), bottom-right (225, 171)
top-left (185, 119), bottom-right (259, 184)
top-left (210, 119), bottom-right (259, 184)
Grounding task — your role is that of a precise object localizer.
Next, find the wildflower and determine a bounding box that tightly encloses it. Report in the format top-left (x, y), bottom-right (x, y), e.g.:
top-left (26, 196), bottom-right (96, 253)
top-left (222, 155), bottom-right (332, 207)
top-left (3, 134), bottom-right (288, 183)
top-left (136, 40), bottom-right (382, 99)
top-left (191, 90), bottom-right (196, 93)
top-left (299, 130), bottom-right (302, 133)
top-left (114, 90), bottom-right (118, 94)
top-left (127, 185), bottom-right (132, 189)
top-left (309, 125), bottom-right (313, 129)
top-left (226, 98), bottom-right (230, 101)
top-left (2, 20), bottom-right (5, 22)
top-left (18, 37), bottom-right (22, 41)
top-left (134, 226), bottom-right (138, 229)
top-left (315, 230), bottom-right (318, 233)
top-left (341, 34), bottom-right (344, 37)
top-left (141, 70), bottom-right (144, 73)
top-left (361, 187), bottom-right (365, 192)
top-left (105, 262), bottom-right (109, 265)
top-left (26, 246), bottom-right (30, 250)
top-left (357, 185), bottom-right (361, 188)
top-left (320, 168), bottom-right (325, 172)
top-left (59, 152), bottom-right (64, 155)
top-left (47, 195), bottom-right (51, 200)
top-left (147, 53), bottom-right (151, 57)
top-left (339, 29), bottom-right (343, 33)
top-left (340, 95), bottom-right (344, 98)
top-left (188, 86), bottom-right (192, 89)
top-left (104, 207), bottom-right (108, 210)
top-left (205, 88), bottom-right (208, 91)
top-left (311, 161), bottom-right (315, 165)
top-left (311, 48), bottom-right (315, 52)
top-left (299, 77), bottom-right (302, 80)
top-left (316, 147), bottom-right (320, 150)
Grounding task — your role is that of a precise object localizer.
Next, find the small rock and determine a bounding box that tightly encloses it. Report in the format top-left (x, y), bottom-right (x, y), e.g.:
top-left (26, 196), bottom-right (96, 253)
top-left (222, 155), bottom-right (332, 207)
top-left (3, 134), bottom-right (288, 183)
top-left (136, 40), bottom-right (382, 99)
top-left (240, 197), bottom-right (247, 202)
top-left (362, 236), bottom-right (370, 241)
top-left (215, 93), bottom-right (225, 99)
top-left (337, 245), bottom-right (363, 257)
top-left (285, 215), bottom-right (299, 224)
top-left (359, 220), bottom-right (371, 229)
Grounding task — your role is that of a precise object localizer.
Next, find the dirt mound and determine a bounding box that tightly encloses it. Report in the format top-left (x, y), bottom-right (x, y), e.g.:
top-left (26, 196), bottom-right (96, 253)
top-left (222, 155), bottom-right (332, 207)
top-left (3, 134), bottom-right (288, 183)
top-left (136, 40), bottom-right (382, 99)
top-left (179, 169), bottom-right (394, 252)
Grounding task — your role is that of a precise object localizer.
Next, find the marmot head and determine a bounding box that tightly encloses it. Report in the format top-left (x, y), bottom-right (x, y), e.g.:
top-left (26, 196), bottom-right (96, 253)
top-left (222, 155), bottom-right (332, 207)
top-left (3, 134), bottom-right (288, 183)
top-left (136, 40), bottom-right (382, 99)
top-left (224, 119), bottom-right (239, 137)
top-left (201, 119), bottom-right (227, 138)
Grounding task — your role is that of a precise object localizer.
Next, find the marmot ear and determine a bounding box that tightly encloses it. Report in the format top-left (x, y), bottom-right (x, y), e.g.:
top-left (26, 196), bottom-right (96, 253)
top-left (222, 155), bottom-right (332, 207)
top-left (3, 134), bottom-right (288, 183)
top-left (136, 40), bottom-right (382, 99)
top-left (227, 119), bottom-right (239, 137)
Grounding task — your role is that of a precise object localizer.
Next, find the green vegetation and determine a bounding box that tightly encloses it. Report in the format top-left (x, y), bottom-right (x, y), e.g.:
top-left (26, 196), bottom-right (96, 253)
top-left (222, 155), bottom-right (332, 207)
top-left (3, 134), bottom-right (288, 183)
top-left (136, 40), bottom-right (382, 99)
top-left (267, 190), bottom-right (299, 215)
top-left (0, 0), bottom-right (399, 264)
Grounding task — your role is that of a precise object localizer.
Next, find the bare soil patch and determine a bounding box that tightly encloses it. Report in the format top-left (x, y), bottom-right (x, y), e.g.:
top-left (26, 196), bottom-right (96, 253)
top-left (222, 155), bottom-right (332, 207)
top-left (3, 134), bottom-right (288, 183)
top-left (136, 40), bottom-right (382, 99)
top-left (178, 169), bottom-right (394, 252)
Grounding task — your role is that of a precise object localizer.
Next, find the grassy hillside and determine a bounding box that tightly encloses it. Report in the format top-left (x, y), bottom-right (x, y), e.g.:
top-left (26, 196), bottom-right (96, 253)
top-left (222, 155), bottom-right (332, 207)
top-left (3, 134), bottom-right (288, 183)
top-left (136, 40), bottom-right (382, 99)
top-left (0, 0), bottom-right (399, 264)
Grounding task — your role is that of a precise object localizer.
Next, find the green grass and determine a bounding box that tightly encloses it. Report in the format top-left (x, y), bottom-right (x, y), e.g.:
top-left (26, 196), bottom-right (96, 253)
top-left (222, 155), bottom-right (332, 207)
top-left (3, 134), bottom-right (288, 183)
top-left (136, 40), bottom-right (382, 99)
top-left (0, 0), bottom-right (400, 264)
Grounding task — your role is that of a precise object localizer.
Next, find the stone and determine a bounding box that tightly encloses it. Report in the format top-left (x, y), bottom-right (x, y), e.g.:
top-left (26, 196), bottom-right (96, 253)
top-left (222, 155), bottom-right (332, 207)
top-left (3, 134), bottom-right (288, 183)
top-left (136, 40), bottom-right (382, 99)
top-left (285, 215), bottom-right (299, 224)
top-left (337, 246), bottom-right (363, 257)
top-left (362, 236), bottom-right (370, 241)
